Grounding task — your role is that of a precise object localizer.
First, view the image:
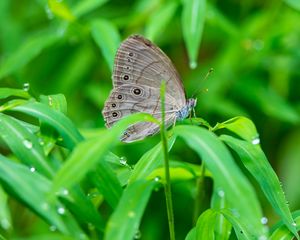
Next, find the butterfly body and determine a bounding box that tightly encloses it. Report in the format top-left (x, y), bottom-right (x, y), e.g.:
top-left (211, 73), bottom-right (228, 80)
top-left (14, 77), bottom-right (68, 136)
top-left (102, 35), bottom-right (196, 142)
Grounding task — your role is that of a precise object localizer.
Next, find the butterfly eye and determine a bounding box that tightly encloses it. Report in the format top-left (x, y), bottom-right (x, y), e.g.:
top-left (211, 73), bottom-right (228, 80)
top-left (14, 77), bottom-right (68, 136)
top-left (111, 103), bottom-right (116, 108)
top-left (123, 65), bottom-right (132, 73)
top-left (112, 112), bottom-right (118, 118)
top-left (133, 88), bottom-right (142, 95)
top-left (117, 94), bottom-right (123, 99)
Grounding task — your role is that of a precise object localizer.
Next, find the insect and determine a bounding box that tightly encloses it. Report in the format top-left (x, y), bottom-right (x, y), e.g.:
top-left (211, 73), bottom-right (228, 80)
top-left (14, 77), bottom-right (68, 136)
top-left (102, 35), bottom-right (196, 142)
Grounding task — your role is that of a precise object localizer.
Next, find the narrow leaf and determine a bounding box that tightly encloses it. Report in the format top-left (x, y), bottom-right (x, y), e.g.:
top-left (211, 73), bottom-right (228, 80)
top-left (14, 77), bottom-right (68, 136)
top-left (104, 180), bottom-right (155, 240)
top-left (12, 102), bottom-right (83, 149)
top-left (181, 0), bottom-right (206, 69)
top-left (220, 134), bottom-right (299, 238)
top-left (91, 19), bottom-right (121, 72)
top-left (174, 125), bottom-right (265, 238)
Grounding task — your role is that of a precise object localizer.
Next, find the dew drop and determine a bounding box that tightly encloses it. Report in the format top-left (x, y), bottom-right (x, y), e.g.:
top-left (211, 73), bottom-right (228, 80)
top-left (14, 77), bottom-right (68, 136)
top-left (60, 188), bottom-right (69, 196)
top-left (189, 61), bottom-right (197, 69)
top-left (252, 137), bottom-right (260, 145)
top-left (57, 137), bottom-right (63, 142)
top-left (292, 222), bottom-right (297, 227)
top-left (134, 230), bottom-right (142, 239)
top-left (49, 225), bottom-right (57, 232)
top-left (154, 176), bottom-right (161, 182)
top-left (23, 82), bottom-right (30, 91)
top-left (23, 139), bottom-right (33, 149)
top-left (1, 219), bottom-right (11, 230)
top-left (119, 156), bottom-right (127, 166)
top-left (57, 207), bottom-right (65, 215)
top-left (217, 189), bottom-right (225, 198)
top-left (30, 167), bottom-right (36, 172)
top-left (128, 211), bottom-right (136, 218)
top-left (261, 217), bottom-right (268, 225)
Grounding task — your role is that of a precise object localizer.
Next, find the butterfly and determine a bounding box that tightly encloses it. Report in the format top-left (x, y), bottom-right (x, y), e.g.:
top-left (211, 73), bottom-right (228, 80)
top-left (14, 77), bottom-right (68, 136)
top-left (102, 35), bottom-right (196, 142)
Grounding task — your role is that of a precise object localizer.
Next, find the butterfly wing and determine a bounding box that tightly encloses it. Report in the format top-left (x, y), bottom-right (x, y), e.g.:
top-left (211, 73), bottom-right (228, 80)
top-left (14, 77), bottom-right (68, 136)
top-left (102, 35), bottom-right (187, 142)
top-left (102, 84), bottom-right (177, 142)
top-left (112, 35), bottom-right (186, 107)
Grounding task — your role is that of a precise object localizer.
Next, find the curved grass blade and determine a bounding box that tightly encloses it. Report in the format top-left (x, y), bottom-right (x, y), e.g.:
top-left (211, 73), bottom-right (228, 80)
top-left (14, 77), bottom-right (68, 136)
top-left (91, 19), bottom-right (121, 72)
top-left (194, 209), bottom-right (217, 239)
top-left (181, 0), bottom-right (206, 69)
top-left (40, 94), bottom-right (67, 114)
top-left (50, 113), bottom-right (158, 195)
top-left (128, 135), bottom-right (176, 183)
top-left (270, 210), bottom-right (300, 240)
top-left (0, 113), bottom-right (54, 178)
top-left (0, 88), bottom-right (30, 99)
top-left (211, 188), bottom-right (232, 240)
top-left (0, 155), bottom-right (86, 239)
top-left (220, 134), bottom-right (299, 239)
top-left (88, 160), bottom-right (123, 209)
top-left (174, 125), bottom-right (265, 238)
top-left (145, 1), bottom-right (178, 41)
top-left (104, 180), bottom-right (156, 240)
top-left (213, 116), bottom-right (258, 142)
top-left (11, 102), bottom-right (83, 149)
top-left (0, 185), bottom-right (11, 231)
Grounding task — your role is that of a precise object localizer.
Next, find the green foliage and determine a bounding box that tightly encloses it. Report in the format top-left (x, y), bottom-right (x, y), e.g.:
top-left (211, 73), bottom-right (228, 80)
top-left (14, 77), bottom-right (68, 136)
top-left (0, 0), bottom-right (300, 239)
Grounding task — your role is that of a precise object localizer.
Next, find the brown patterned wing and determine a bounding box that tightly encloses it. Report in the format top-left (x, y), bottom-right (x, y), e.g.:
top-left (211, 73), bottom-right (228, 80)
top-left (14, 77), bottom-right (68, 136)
top-left (112, 34), bottom-right (187, 108)
top-left (102, 84), bottom-right (178, 142)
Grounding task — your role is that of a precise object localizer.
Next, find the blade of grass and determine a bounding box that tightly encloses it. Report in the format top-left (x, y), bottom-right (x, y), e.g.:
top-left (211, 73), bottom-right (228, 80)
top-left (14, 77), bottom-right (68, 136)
top-left (220, 134), bottom-right (299, 239)
top-left (160, 80), bottom-right (175, 240)
top-left (174, 125), bottom-right (265, 238)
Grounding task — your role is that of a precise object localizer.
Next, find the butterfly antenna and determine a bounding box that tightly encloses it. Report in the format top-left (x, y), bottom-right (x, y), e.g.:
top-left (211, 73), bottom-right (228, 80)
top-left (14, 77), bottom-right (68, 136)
top-left (191, 68), bottom-right (214, 98)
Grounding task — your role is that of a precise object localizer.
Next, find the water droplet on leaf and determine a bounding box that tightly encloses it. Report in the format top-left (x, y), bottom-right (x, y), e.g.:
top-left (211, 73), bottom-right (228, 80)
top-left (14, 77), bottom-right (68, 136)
top-left (23, 83), bottom-right (30, 91)
top-left (23, 139), bottom-right (33, 149)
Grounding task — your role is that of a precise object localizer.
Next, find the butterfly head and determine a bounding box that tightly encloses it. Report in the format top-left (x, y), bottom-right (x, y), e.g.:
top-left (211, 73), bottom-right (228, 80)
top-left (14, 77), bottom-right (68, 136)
top-left (176, 98), bottom-right (197, 120)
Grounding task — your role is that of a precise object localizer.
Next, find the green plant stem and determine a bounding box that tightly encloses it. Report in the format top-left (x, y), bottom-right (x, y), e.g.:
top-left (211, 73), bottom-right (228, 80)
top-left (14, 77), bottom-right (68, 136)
top-left (160, 81), bottom-right (175, 240)
top-left (193, 163), bottom-right (206, 224)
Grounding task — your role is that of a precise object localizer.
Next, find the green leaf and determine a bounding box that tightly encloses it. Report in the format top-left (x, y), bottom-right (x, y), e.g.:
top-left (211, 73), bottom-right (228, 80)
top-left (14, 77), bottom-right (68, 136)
top-left (88, 160), bottom-right (123, 209)
top-left (194, 209), bottom-right (217, 239)
top-left (50, 113), bottom-right (158, 195)
top-left (213, 116), bottom-right (259, 142)
top-left (0, 88), bottom-right (30, 99)
top-left (145, 2), bottom-right (178, 41)
top-left (58, 186), bottom-right (105, 231)
top-left (12, 102), bottom-right (83, 149)
top-left (174, 125), bottom-right (265, 238)
top-left (73, 0), bottom-right (108, 18)
top-left (0, 155), bottom-right (86, 238)
top-left (91, 19), bottom-right (121, 72)
top-left (40, 94), bottom-right (68, 114)
top-left (0, 99), bottom-right (28, 112)
top-left (0, 30), bottom-right (61, 79)
top-left (128, 136), bottom-right (176, 183)
top-left (0, 185), bottom-right (11, 231)
top-left (0, 113), bottom-right (54, 178)
top-left (220, 134), bottom-right (299, 239)
top-left (211, 188), bottom-right (232, 240)
top-left (270, 210), bottom-right (300, 240)
top-left (104, 180), bottom-right (155, 240)
top-left (181, 0), bottom-right (206, 69)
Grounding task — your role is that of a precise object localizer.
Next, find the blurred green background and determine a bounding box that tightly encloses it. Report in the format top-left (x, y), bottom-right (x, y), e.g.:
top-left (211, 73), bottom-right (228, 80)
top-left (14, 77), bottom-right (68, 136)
top-left (1, 0), bottom-right (300, 238)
